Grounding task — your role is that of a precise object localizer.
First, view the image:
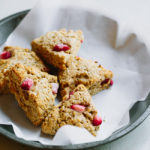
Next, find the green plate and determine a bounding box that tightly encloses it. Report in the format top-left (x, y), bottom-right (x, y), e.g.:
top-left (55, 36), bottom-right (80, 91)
top-left (0, 10), bottom-right (150, 149)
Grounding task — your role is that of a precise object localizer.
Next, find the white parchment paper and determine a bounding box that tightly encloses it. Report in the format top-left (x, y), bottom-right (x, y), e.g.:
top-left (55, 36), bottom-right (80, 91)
top-left (0, 0), bottom-right (150, 145)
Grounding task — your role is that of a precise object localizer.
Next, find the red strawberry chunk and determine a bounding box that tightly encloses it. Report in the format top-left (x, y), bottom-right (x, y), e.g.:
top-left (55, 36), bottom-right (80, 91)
top-left (53, 44), bottom-right (69, 52)
top-left (92, 115), bottom-right (102, 126)
top-left (80, 40), bottom-right (83, 43)
top-left (101, 78), bottom-right (109, 85)
top-left (67, 91), bottom-right (74, 100)
top-left (21, 79), bottom-right (33, 90)
top-left (0, 51), bottom-right (11, 59)
top-left (69, 91), bottom-right (74, 98)
top-left (110, 80), bottom-right (113, 86)
top-left (71, 104), bottom-right (85, 112)
top-left (69, 91), bottom-right (74, 95)
top-left (51, 83), bottom-right (59, 94)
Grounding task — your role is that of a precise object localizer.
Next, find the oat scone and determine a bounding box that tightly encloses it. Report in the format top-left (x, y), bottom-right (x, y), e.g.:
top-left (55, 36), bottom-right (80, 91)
top-left (8, 64), bottom-right (58, 126)
top-left (0, 46), bottom-right (49, 94)
top-left (42, 84), bottom-right (102, 136)
top-left (59, 56), bottom-right (113, 100)
top-left (31, 29), bottom-right (84, 69)
top-left (0, 62), bottom-right (11, 94)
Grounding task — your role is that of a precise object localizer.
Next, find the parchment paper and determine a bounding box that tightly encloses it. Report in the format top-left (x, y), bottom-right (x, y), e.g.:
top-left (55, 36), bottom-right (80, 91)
top-left (0, 0), bottom-right (150, 145)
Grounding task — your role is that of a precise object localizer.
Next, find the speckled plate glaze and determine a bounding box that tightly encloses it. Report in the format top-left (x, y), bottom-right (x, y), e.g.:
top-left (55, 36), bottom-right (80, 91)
top-left (0, 10), bottom-right (150, 149)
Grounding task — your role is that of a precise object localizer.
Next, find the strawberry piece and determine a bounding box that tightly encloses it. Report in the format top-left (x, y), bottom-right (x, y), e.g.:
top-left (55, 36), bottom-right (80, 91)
top-left (110, 80), bottom-right (113, 86)
top-left (53, 44), bottom-right (69, 52)
top-left (92, 115), bottom-right (102, 126)
top-left (51, 83), bottom-right (59, 94)
top-left (0, 51), bottom-right (11, 59)
top-left (67, 91), bottom-right (74, 100)
top-left (69, 91), bottom-right (74, 96)
top-left (21, 79), bottom-right (33, 90)
top-left (101, 79), bottom-right (109, 85)
top-left (71, 104), bottom-right (85, 112)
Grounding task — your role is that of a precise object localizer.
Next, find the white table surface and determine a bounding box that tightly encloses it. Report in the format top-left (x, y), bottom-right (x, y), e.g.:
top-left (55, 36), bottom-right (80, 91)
top-left (0, 0), bottom-right (150, 149)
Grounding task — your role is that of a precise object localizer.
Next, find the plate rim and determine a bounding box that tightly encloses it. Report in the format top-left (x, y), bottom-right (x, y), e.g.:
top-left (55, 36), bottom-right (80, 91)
top-left (0, 10), bottom-right (150, 149)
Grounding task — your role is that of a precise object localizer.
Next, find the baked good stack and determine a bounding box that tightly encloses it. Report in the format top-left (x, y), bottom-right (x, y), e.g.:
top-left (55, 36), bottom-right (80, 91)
top-left (0, 29), bottom-right (113, 136)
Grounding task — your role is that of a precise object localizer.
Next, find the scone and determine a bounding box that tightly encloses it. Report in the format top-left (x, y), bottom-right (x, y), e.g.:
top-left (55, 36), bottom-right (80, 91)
top-left (59, 56), bottom-right (113, 100)
top-left (0, 46), bottom-right (49, 94)
top-left (42, 84), bottom-right (102, 136)
top-left (31, 29), bottom-right (84, 69)
top-left (0, 62), bottom-right (11, 94)
top-left (8, 64), bottom-right (58, 126)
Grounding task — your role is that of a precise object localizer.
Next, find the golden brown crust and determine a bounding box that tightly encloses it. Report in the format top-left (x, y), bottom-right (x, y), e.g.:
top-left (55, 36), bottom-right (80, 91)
top-left (42, 84), bottom-right (99, 136)
top-left (0, 62), bottom-right (10, 94)
top-left (59, 56), bottom-right (113, 100)
top-left (0, 46), bottom-right (49, 94)
top-left (8, 64), bottom-right (58, 126)
top-left (3, 46), bottom-right (49, 72)
top-left (31, 29), bottom-right (84, 69)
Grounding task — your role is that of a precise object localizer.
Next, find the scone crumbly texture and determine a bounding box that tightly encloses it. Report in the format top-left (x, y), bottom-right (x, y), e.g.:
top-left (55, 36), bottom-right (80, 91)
top-left (0, 46), bottom-right (49, 94)
top-left (59, 56), bottom-right (113, 100)
top-left (0, 62), bottom-right (10, 94)
top-left (42, 84), bottom-right (99, 136)
top-left (8, 64), bottom-right (58, 126)
top-left (31, 29), bottom-right (84, 69)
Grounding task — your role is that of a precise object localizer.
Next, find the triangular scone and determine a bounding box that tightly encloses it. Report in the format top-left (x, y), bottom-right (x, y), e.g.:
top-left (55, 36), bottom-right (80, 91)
top-left (0, 62), bottom-right (10, 94)
top-left (31, 29), bottom-right (84, 70)
top-left (0, 46), bottom-right (49, 94)
top-left (59, 56), bottom-right (113, 100)
top-left (8, 64), bottom-right (58, 126)
top-left (42, 84), bottom-right (102, 136)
